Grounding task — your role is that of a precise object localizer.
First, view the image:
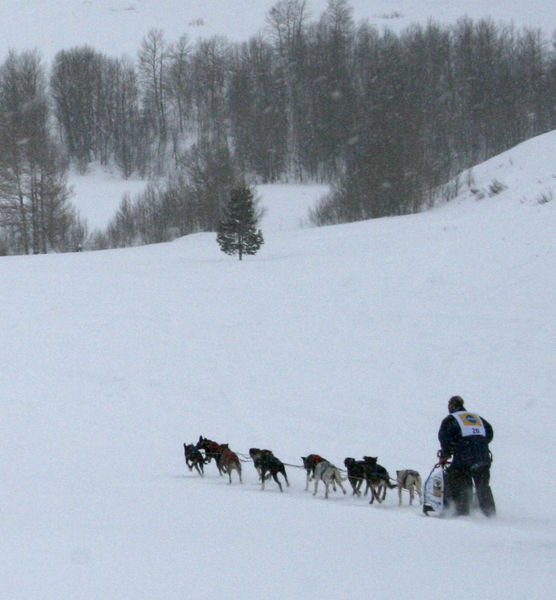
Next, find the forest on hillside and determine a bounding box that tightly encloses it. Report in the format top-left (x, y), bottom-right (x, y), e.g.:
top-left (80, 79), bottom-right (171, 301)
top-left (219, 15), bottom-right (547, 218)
top-left (0, 0), bottom-right (554, 254)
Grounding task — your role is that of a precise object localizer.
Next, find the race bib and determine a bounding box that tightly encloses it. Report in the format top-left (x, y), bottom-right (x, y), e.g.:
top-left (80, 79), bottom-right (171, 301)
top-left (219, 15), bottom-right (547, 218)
top-left (453, 411), bottom-right (486, 437)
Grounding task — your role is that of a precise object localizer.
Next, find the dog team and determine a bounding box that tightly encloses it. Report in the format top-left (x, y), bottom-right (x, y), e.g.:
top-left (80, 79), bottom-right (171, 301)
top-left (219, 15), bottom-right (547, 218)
top-left (184, 436), bottom-right (423, 505)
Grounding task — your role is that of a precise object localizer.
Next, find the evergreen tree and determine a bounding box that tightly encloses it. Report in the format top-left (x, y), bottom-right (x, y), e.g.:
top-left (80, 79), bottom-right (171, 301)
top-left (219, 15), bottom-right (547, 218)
top-left (216, 185), bottom-right (264, 260)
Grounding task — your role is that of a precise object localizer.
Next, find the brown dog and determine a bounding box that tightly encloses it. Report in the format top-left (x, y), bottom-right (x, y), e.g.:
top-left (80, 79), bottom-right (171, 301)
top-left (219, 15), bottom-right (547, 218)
top-left (219, 447), bottom-right (242, 484)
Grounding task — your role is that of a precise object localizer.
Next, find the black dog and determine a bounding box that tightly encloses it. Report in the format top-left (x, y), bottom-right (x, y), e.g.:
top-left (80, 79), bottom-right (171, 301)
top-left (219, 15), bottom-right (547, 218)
top-left (250, 448), bottom-right (289, 492)
top-left (249, 448), bottom-right (274, 480)
top-left (184, 443), bottom-right (204, 476)
top-left (260, 454), bottom-right (289, 492)
top-left (344, 457), bottom-right (371, 496)
top-left (363, 456), bottom-right (396, 504)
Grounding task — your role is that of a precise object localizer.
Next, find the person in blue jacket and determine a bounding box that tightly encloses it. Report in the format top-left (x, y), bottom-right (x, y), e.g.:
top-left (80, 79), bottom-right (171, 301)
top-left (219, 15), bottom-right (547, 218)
top-left (438, 395), bottom-right (496, 517)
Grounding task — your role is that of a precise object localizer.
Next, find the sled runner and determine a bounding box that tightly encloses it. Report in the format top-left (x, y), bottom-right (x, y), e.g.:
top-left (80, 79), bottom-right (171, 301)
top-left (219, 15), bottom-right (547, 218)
top-left (422, 463), bottom-right (446, 516)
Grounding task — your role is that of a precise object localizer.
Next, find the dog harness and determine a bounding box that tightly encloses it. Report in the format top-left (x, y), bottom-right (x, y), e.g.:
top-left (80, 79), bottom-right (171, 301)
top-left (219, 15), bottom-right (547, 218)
top-left (401, 470), bottom-right (418, 489)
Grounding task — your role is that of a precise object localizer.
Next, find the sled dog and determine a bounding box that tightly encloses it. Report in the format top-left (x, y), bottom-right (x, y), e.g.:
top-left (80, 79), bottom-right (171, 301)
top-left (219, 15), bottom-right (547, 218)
top-left (344, 457), bottom-right (371, 496)
top-left (219, 447), bottom-right (242, 484)
top-left (313, 460), bottom-right (347, 499)
top-left (363, 457), bottom-right (396, 504)
top-left (249, 448), bottom-right (274, 480)
top-left (396, 469), bottom-right (423, 505)
top-left (183, 443), bottom-right (204, 476)
top-left (250, 448), bottom-right (289, 492)
top-left (301, 454), bottom-right (327, 491)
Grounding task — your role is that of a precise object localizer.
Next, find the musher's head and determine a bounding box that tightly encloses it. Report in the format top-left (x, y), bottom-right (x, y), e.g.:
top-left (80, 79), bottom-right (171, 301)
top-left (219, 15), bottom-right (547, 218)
top-left (448, 395), bottom-right (465, 413)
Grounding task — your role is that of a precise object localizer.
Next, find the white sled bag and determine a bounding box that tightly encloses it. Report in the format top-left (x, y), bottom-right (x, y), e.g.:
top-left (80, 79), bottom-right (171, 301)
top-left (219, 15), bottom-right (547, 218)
top-left (423, 465), bottom-right (444, 516)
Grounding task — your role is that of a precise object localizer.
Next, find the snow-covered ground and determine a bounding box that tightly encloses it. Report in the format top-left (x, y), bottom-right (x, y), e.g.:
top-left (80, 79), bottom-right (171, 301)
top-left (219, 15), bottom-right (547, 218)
top-left (2, 1), bottom-right (556, 598)
top-left (1, 130), bottom-right (555, 599)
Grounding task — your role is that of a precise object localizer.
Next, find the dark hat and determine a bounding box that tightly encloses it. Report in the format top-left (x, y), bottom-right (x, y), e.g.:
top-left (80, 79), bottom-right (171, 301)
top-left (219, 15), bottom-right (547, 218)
top-left (448, 395), bottom-right (465, 412)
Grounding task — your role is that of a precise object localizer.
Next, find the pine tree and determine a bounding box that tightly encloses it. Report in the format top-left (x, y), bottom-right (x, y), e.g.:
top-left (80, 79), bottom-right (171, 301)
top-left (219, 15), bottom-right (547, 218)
top-left (216, 185), bottom-right (264, 260)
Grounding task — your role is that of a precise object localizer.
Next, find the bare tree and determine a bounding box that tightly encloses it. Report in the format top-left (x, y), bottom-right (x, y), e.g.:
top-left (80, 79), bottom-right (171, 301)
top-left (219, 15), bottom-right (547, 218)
top-left (167, 34), bottom-right (192, 136)
top-left (51, 47), bottom-right (104, 171)
top-left (266, 0), bottom-right (309, 178)
top-left (190, 36), bottom-right (231, 145)
top-left (138, 29), bottom-right (169, 141)
top-left (0, 50), bottom-right (78, 254)
top-left (229, 36), bottom-right (288, 182)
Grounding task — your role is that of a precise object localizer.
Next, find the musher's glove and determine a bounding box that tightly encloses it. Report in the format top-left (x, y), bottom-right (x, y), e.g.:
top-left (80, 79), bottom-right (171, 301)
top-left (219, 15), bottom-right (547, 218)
top-left (437, 449), bottom-right (449, 465)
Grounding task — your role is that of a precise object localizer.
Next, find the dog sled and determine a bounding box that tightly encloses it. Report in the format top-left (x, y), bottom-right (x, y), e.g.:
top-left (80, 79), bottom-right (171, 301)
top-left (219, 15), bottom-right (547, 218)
top-left (422, 462), bottom-right (446, 517)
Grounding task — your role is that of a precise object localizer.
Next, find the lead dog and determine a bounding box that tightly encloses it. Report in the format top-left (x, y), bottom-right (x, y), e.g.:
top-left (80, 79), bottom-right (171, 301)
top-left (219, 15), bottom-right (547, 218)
top-left (196, 436), bottom-right (227, 475)
top-left (183, 443), bottom-right (204, 476)
top-left (312, 460), bottom-right (347, 499)
top-left (301, 454), bottom-right (327, 491)
top-left (396, 469), bottom-right (423, 505)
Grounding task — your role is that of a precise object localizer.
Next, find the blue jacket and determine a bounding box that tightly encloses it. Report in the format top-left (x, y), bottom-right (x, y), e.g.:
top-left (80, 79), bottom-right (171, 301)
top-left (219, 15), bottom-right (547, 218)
top-left (438, 411), bottom-right (493, 468)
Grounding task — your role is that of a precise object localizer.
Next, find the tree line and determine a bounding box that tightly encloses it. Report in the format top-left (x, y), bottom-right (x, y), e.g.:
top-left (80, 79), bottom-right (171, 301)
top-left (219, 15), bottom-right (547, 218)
top-left (1, 0), bottom-right (555, 253)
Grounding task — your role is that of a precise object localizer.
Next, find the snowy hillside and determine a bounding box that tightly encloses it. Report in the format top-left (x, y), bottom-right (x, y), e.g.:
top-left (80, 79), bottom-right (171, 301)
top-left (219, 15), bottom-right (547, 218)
top-left (2, 1), bottom-right (555, 597)
top-left (3, 0), bottom-right (555, 63)
top-left (4, 0), bottom-right (554, 231)
top-left (1, 131), bottom-right (555, 599)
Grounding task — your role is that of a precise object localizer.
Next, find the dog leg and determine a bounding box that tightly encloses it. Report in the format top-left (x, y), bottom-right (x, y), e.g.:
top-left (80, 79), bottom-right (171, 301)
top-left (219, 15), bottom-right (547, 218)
top-left (273, 472), bottom-right (283, 492)
top-left (364, 480), bottom-right (370, 496)
top-left (313, 477), bottom-right (319, 496)
top-left (283, 469), bottom-right (290, 487)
